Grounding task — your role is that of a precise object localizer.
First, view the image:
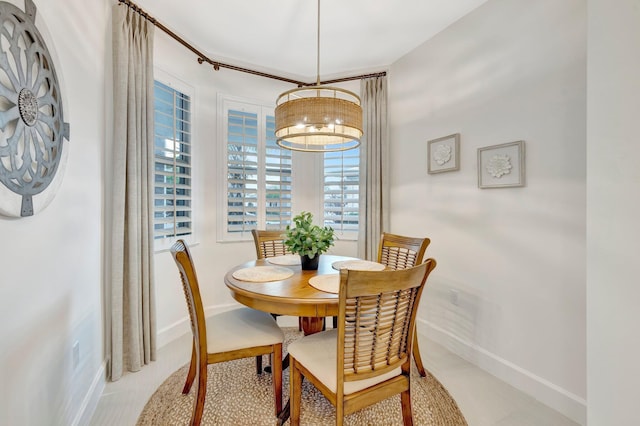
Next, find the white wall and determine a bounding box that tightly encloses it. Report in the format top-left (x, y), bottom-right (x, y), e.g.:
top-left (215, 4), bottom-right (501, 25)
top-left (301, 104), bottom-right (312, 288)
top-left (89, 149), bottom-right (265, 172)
top-left (0, 0), bottom-right (109, 424)
top-left (388, 0), bottom-right (586, 423)
top-left (586, 0), bottom-right (640, 424)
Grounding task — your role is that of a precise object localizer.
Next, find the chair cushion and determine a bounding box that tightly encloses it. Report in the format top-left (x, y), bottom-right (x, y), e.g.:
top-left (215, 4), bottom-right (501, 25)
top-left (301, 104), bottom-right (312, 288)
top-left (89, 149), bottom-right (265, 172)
top-left (206, 307), bottom-right (284, 353)
top-left (287, 329), bottom-right (401, 395)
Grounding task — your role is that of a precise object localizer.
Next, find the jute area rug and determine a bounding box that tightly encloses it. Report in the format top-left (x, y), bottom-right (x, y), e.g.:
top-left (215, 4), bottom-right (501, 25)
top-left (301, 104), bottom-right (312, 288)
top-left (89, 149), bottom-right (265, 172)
top-left (137, 328), bottom-right (468, 425)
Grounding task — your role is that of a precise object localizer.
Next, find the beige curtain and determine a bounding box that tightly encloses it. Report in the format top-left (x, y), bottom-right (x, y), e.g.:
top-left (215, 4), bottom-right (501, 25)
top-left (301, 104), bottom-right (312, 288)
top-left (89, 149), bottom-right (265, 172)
top-left (109, 4), bottom-right (156, 381)
top-left (358, 76), bottom-right (390, 260)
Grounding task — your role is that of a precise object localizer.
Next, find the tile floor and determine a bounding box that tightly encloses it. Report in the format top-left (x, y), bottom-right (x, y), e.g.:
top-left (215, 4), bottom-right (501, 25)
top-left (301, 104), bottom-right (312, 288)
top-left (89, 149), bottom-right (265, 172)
top-left (89, 317), bottom-right (580, 426)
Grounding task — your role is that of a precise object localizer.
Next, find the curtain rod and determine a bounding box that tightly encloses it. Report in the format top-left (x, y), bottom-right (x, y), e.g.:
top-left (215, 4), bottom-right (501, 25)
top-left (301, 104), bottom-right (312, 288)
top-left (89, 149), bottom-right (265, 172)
top-left (117, 0), bottom-right (386, 87)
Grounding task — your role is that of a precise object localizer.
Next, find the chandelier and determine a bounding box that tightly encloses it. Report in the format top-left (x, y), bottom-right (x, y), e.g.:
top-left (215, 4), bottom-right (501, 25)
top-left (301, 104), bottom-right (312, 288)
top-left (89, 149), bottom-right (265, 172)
top-left (274, 0), bottom-right (363, 152)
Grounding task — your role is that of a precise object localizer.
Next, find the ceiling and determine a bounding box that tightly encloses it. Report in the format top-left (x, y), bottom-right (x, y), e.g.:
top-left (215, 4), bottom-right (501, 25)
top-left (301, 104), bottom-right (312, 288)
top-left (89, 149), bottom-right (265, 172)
top-left (132, 0), bottom-right (488, 82)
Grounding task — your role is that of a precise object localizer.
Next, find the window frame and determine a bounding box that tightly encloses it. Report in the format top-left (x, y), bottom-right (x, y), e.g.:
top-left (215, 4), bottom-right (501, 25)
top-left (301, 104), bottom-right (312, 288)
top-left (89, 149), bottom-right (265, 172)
top-left (152, 69), bottom-right (198, 252)
top-left (216, 94), bottom-right (293, 242)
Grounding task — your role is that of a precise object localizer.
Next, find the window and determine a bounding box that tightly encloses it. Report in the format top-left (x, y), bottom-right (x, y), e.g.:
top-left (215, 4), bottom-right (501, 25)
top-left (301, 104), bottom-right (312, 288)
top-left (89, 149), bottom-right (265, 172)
top-left (220, 96), bottom-right (292, 240)
top-left (323, 148), bottom-right (360, 238)
top-left (153, 80), bottom-right (192, 243)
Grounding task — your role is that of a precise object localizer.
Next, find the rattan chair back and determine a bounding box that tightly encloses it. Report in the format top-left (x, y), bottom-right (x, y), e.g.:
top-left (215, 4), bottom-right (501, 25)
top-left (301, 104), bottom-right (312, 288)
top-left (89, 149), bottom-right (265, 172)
top-left (337, 260), bottom-right (435, 383)
top-left (378, 232), bottom-right (430, 270)
top-left (171, 240), bottom-right (207, 360)
top-left (251, 229), bottom-right (291, 259)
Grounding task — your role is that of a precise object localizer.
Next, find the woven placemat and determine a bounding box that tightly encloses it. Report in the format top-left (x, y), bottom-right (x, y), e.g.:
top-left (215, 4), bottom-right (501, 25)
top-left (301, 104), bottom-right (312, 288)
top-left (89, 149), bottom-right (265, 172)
top-left (266, 254), bottom-right (301, 266)
top-left (308, 274), bottom-right (340, 294)
top-left (331, 259), bottom-right (386, 271)
top-left (232, 266), bottom-right (294, 282)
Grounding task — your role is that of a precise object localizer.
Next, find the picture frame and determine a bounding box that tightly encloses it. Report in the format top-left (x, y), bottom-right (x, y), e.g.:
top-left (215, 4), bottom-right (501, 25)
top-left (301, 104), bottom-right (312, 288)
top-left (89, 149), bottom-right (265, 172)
top-left (427, 133), bottom-right (460, 174)
top-left (477, 140), bottom-right (525, 188)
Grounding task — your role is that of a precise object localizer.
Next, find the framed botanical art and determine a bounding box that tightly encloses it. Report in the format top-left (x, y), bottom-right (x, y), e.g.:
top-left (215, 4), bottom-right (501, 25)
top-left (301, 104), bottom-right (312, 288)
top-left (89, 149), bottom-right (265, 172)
top-left (427, 133), bottom-right (460, 174)
top-left (477, 140), bottom-right (525, 188)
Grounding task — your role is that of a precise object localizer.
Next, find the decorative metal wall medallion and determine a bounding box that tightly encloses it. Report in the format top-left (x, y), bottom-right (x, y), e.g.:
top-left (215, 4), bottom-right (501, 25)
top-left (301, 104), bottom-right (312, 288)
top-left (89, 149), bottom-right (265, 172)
top-left (0, 0), bottom-right (70, 217)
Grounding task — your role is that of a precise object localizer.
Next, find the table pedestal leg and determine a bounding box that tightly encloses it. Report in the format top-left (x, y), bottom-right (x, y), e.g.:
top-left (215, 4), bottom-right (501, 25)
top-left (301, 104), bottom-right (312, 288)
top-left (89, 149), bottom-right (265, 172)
top-left (300, 316), bottom-right (324, 335)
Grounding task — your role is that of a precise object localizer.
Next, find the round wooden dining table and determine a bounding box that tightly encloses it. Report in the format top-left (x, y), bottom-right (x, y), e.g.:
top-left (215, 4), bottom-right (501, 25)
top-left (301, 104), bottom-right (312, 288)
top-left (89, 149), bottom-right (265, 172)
top-left (224, 254), bottom-right (357, 335)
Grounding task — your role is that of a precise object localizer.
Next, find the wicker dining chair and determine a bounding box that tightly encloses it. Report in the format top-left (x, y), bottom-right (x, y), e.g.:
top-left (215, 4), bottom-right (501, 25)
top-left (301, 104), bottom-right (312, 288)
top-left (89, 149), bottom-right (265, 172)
top-left (170, 240), bottom-right (284, 425)
top-left (377, 232), bottom-right (431, 377)
top-left (331, 232), bottom-right (431, 374)
top-left (288, 259), bottom-right (437, 426)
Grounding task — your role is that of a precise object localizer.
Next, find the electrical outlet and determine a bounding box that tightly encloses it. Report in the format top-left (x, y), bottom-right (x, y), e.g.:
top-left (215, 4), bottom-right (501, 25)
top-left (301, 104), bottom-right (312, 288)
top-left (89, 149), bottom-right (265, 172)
top-left (72, 341), bottom-right (80, 369)
top-left (449, 288), bottom-right (459, 306)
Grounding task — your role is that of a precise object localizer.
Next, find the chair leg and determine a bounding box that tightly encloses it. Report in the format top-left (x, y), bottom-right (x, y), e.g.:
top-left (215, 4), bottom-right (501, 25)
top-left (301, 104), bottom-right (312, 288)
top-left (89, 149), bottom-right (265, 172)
top-left (191, 362), bottom-right (208, 426)
top-left (336, 400), bottom-right (344, 426)
top-left (332, 316), bottom-right (337, 329)
top-left (412, 333), bottom-right (427, 377)
top-left (272, 344), bottom-right (283, 415)
top-left (298, 316), bottom-right (302, 331)
top-left (400, 389), bottom-right (413, 426)
top-left (183, 341), bottom-right (197, 394)
top-left (256, 355), bottom-right (263, 375)
top-left (290, 357), bottom-right (302, 426)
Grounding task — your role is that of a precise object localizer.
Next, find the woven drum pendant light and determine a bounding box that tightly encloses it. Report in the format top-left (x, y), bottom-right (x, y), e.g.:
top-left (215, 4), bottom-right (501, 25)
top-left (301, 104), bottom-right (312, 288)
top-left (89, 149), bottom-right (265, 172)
top-left (275, 0), bottom-right (362, 152)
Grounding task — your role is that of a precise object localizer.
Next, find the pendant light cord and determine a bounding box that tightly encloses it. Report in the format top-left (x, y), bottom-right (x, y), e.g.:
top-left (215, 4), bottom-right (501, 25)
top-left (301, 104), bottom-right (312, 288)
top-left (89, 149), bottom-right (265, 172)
top-left (316, 0), bottom-right (321, 86)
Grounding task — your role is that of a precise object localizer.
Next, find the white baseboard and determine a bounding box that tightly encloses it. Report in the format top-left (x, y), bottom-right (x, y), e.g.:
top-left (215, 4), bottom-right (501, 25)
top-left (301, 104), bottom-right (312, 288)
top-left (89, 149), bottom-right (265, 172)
top-left (157, 317), bottom-right (191, 349)
top-left (420, 319), bottom-right (586, 425)
top-left (72, 360), bottom-right (106, 426)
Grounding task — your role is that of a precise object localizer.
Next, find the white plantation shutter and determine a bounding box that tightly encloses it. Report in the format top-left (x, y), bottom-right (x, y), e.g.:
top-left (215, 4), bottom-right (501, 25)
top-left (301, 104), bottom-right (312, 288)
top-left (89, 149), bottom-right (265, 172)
top-left (222, 97), bottom-right (292, 239)
top-left (227, 109), bottom-right (259, 233)
top-left (264, 116), bottom-right (292, 229)
top-left (324, 148), bottom-right (360, 236)
top-left (153, 80), bottom-right (192, 241)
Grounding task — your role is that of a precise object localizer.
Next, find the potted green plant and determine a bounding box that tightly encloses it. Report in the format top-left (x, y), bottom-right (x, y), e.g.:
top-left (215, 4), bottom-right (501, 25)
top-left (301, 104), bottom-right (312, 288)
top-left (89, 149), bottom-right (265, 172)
top-left (283, 211), bottom-right (335, 270)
